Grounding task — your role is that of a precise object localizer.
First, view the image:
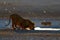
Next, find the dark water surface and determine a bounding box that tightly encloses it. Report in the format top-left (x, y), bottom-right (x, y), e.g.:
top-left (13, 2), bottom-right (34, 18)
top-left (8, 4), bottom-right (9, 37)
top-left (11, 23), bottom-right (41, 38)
top-left (0, 18), bottom-right (60, 29)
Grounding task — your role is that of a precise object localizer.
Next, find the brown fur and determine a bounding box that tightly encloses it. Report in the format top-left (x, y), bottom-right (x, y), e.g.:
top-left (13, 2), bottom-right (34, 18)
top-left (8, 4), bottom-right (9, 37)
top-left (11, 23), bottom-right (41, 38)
top-left (10, 14), bottom-right (35, 30)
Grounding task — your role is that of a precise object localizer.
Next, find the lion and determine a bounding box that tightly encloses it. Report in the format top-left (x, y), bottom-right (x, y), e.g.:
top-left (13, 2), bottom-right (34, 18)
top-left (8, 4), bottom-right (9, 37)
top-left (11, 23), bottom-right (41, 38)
top-left (21, 19), bottom-right (35, 30)
top-left (5, 14), bottom-right (35, 30)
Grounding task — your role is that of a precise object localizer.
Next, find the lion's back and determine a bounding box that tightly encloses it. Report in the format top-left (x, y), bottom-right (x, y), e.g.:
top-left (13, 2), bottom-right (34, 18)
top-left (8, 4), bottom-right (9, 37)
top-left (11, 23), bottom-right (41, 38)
top-left (10, 14), bottom-right (25, 22)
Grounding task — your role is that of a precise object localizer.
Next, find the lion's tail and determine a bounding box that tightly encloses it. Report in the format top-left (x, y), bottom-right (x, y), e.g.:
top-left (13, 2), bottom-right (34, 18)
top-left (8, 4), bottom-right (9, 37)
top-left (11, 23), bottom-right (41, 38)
top-left (5, 18), bottom-right (11, 26)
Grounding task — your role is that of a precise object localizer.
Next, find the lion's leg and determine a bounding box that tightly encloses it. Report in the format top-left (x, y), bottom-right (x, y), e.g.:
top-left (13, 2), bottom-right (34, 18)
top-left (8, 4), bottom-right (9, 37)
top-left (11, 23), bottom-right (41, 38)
top-left (12, 22), bottom-right (16, 30)
top-left (14, 22), bottom-right (19, 30)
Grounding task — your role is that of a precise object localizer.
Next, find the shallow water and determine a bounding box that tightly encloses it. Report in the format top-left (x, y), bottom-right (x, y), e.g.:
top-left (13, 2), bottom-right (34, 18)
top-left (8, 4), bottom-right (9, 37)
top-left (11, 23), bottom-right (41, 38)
top-left (0, 18), bottom-right (60, 29)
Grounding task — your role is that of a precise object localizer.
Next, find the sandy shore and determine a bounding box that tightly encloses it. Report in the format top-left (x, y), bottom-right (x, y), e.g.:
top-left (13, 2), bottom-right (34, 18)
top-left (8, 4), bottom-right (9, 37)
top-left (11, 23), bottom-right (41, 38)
top-left (0, 29), bottom-right (60, 36)
top-left (0, 29), bottom-right (60, 40)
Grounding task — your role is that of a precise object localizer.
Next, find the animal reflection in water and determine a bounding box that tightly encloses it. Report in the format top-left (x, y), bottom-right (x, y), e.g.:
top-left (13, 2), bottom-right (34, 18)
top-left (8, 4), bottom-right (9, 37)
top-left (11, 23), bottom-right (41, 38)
top-left (41, 22), bottom-right (51, 26)
top-left (5, 14), bottom-right (35, 30)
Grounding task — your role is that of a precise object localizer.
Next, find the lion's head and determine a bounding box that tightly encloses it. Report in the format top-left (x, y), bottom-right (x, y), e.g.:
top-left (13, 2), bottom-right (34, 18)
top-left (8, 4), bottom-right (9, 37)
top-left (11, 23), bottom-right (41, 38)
top-left (22, 19), bottom-right (35, 30)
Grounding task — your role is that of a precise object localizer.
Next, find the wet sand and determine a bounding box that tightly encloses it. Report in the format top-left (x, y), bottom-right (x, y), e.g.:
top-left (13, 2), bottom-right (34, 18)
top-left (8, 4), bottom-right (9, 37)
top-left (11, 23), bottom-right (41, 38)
top-left (0, 29), bottom-right (60, 40)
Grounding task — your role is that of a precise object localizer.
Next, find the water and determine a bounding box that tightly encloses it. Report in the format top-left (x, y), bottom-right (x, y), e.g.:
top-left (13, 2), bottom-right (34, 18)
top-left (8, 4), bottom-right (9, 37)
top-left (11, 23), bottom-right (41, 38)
top-left (0, 18), bottom-right (60, 29)
top-left (0, 18), bottom-right (60, 40)
top-left (0, 19), bottom-right (12, 29)
top-left (31, 18), bottom-right (60, 28)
